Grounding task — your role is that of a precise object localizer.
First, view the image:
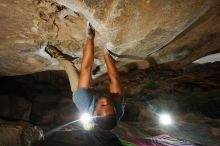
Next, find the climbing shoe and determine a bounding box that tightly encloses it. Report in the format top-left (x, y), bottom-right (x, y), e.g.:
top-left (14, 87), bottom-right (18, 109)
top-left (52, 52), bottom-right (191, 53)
top-left (45, 44), bottom-right (63, 58)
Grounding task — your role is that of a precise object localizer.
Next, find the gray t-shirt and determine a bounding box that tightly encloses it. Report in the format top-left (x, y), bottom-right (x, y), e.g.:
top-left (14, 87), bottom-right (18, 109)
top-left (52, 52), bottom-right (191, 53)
top-left (73, 88), bottom-right (124, 121)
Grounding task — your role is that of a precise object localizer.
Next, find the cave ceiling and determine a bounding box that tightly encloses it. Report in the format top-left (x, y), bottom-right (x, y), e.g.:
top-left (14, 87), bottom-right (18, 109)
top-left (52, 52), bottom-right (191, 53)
top-left (0, 0), bottom-right (220, 76)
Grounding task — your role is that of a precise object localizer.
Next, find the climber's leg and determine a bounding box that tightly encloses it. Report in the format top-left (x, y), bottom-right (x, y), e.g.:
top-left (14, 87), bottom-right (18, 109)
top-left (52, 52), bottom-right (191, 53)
top-left (45, 45), bottom-right (79, 94)
top-left (57, 56), bottom-right (80, 94)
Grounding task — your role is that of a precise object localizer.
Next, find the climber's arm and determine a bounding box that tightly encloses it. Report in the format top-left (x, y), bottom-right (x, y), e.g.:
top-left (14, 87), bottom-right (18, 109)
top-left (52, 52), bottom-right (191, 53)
top-left (78, 23), bottom-right (95, 88)
top-left (78, 38), bottom-right (94, 88)
top-left (103, 50), bottom-right (123, 102)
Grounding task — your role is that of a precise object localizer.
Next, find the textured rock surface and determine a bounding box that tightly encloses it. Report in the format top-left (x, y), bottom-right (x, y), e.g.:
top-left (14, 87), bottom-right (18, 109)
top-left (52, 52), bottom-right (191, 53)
top-left (0, 0), bottom-right (219, 76)
top-left (0, 122), bottom-right (43, 146)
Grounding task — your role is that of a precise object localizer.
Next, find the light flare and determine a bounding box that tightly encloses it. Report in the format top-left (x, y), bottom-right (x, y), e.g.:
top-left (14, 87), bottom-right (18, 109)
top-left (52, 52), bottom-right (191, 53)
top-left (80, 113), bottom-right (93, 124)
top-left (159, 113), bottom-right (173, 126)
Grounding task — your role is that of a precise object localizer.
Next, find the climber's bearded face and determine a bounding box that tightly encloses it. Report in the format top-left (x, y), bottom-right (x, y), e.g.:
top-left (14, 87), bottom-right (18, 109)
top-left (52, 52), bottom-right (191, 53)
top-left (94, 97), bottom-right (116, 117)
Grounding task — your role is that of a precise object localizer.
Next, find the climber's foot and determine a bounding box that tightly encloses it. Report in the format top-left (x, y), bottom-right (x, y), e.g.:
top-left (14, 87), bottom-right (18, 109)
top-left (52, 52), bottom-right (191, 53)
top-left (45, 44), bottom-right (63, 58)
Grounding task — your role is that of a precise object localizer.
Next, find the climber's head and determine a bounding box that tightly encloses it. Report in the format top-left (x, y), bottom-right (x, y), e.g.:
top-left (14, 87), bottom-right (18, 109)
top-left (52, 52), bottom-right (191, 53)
top-left (94, 96), bottom-right (117, 130)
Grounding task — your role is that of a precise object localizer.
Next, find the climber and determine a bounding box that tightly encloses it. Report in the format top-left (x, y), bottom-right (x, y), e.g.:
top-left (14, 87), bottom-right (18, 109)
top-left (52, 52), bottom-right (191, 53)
top-left (45, 23), bottom-right (124, 130)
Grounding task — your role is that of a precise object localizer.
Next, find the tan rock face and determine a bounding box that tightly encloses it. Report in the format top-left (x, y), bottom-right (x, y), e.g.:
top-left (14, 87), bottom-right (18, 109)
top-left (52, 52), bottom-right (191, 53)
top-left (0, 0), bottom-right (219, 76)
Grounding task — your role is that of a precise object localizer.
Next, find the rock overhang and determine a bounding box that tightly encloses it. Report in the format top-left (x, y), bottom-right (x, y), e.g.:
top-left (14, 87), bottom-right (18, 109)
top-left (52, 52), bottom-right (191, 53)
top-left (0, 0), bottom-right (219, 77)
